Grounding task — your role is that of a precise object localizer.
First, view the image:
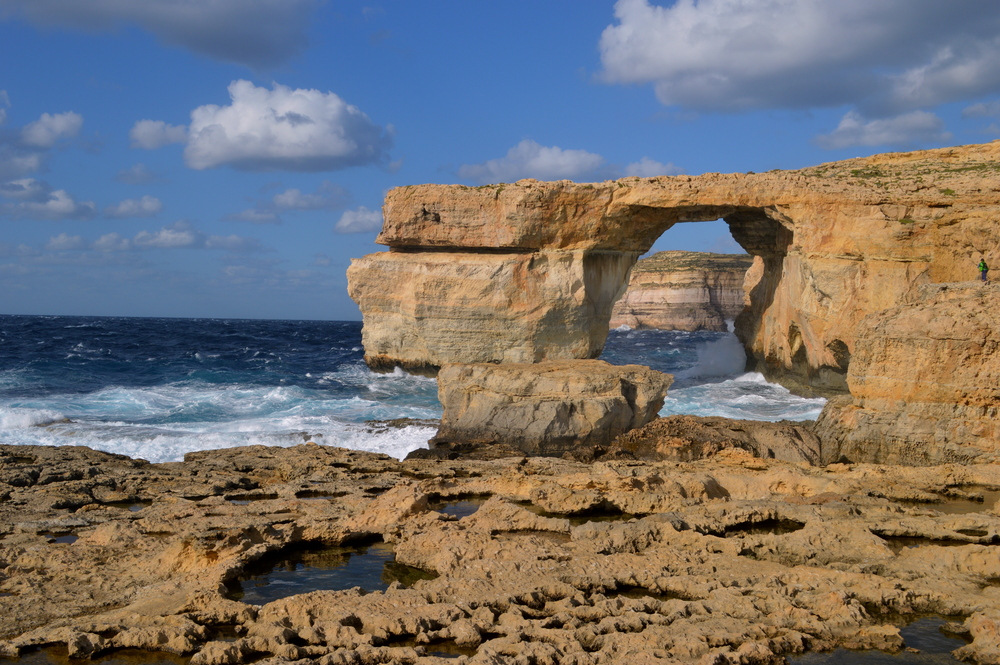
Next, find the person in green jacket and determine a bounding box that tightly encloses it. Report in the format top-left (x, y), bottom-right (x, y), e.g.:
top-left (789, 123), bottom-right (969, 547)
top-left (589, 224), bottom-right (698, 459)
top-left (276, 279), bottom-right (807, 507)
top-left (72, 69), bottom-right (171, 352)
top-left (979, 258), bottom-right (989, 282)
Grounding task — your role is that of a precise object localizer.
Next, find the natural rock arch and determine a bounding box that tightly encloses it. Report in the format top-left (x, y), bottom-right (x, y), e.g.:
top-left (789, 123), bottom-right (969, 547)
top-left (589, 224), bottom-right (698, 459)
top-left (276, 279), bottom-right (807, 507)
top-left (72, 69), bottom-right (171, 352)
top-left (348, 141), bottom-right (1000, 463)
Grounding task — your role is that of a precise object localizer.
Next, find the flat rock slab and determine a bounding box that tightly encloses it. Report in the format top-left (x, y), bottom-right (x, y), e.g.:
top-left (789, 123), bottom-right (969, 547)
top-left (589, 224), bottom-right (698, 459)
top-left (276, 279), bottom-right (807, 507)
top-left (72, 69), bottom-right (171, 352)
top-left (432, 360), bottom-right (672, 455)
top-left (6, 444), bottom-right (1000, 664)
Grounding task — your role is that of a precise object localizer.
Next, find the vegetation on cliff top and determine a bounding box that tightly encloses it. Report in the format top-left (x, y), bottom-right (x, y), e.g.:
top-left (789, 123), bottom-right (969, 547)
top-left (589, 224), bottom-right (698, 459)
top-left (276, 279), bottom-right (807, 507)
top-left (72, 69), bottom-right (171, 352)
top-left (632, 250), bottom-right (753, 274)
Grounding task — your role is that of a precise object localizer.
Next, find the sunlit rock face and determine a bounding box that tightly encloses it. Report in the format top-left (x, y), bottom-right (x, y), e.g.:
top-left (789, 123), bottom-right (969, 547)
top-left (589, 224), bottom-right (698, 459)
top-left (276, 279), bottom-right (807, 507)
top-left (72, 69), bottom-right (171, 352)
top-left (349, 142), bottom-right (1000, 394)
top-left (609, 251), bottom-right (754, 332)
top-left (816, 283), bottom-right (1000, 466)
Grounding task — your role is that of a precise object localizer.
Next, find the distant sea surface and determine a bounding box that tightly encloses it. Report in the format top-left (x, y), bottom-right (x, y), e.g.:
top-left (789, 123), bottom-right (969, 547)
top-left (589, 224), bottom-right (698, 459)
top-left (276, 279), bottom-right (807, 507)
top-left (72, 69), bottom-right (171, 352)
top-left (0, 316), bottom-right (825, 463)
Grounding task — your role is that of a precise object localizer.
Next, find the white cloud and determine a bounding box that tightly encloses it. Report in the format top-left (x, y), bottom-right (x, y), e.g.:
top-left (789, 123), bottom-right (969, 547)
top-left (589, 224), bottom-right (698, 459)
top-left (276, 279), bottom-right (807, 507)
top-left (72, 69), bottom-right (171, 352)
top-left (104, 195), bottom-right (163, 218)
top-left (224, 208), bottom-right (282, 224)
top-left (963, 101), bottom-right (1000, 118)
top-left (0, 0), bottom-right (318, 68)
top-left (130, 120), bottom-right (187, 149)
top-left (458, 140), bottom-right (607, 184)
top-left (45, 233), bottom-right (86, 251)
top-left (335, 206), bottom-right (383, 234)
top-left (116, 163), bottom-right (162, 185)
top-left (180, 80), bottom-right (393, 171)
top-left (0, 94), bottom-right (82, 179)
top-left (93, 232), bottom-right (132, 252)
top-left (599, 0), bottom-right (1000, 114)
top-left (624, 157), bottom-right (683, 177)
top-left (815, 110), bottom-right (952, 149)
top-left (133, 221), bottom-right (201, 249)
top-left (94, 221), bottom-right (262, 252)
top-left (0, 178), bottom-right (47, 200)
top-left (1, 189), bottom-right (96, 220)
top-left (21, 111), bottom-right (83, 147)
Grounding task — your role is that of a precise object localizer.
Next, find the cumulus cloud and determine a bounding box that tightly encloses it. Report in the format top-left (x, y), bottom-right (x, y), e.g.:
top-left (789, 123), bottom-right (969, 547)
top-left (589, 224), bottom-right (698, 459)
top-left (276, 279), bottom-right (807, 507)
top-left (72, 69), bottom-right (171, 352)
top-left (335, 206), bottom-right (383, 234)
top-left (0, 178), bottom-right (47, 200)
top-left (223, 181), bottom-right (348, 223)
top-left (116, 163), bottom-right (163, 185)
top-left (624, 157), bottom-right (683, 177)
top-left (91, 221), bottom-right (262, 252)
top-left (458, 140), bottom-right (607, 184)
top-left (223, 208), bottom-right (282, 224)
top-left (0, 97), bottom-right (83, 180)
top-left (129, 120), bottom-right (187, 149)
top-left (815, 110), bottom-right (952, 149)
top-left (45, 233), bottom-right (86, 251)
top-left (963, 101), bottom-right (1000, 117)
top-left (0, 189), bottom-right (96, 220)
top-left (175, 80), bottom-right (393, 171)
top-left (104, 195), bottom-right (163, 218)
top-left (0, 0), bottom-right (318, 68)
top-left (599, 0), bottom-right (1000, 114)
top-left (21, 111), bottom-right (83, 147)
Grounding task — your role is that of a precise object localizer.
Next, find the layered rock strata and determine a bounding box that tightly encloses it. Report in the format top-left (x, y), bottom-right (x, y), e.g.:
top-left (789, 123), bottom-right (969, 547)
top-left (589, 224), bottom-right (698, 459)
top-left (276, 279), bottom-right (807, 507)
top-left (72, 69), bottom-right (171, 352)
top-left (431, 360), bottom-right (671, 455)
top-left (609, 251), bottom-right (753, 331)
top-left (816, 282), bottom-right (1000, 466)
top-left (7, 443), bottom-right (1000, 664)
top-left (348, 141), bottom-right (1000, 398)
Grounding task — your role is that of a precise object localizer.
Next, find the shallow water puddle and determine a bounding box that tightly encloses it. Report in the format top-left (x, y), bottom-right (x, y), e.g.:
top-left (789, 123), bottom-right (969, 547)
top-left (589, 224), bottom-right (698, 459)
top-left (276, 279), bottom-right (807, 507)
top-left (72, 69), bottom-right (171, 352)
top-left (40, 532), bottom-right (77, 544)
top-left (518, 502), bottom-right (639, 526)
top-left (878, 535), bottom-right (995, 554)
top-left (790, 617), bottom-right (968, 664)
top-left (294, 490), bottom-right (348, 501)
top-left (104, 500), bottom-right (152, 512)
top-left (226, 494), bottom-right (278, 505)
top-left (901, 488), bottom-right (1000, 515)
top-left (0, 646), bottom-right (189, 665)
top-left (722, 519), bottom-right (806, 537)
top-left (391, 639), bottom-right (478, 659)
top-left (225, 541), bottom-right (436, 605)
top-left (429, 496), bottom-right (489, 519)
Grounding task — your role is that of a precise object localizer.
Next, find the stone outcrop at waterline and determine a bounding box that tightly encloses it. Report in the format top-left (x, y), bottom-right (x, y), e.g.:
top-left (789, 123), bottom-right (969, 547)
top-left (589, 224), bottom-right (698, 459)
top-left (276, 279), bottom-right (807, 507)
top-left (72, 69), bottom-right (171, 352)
top-left (609, 251), bottom-right (753, 331)
top-left (7, 442), bottom-right (1000, 664)
top-left (348, 140), bottom-right (1000, 463)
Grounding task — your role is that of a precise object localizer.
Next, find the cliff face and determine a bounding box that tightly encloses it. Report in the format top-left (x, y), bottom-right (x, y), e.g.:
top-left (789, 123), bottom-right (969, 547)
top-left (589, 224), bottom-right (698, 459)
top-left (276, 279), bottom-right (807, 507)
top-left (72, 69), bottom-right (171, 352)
top-left (349, 141), bottom-right (1000, 399)
top-left (609, 251), bottom-right (753, 331)
top-left (816, 283), bottom-right (1000, 465)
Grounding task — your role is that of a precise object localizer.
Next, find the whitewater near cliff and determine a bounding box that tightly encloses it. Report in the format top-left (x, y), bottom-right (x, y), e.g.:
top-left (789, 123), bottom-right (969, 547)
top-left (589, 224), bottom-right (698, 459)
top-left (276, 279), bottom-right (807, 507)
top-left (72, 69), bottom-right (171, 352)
top-left (0, 315), bottom-right (823, 462)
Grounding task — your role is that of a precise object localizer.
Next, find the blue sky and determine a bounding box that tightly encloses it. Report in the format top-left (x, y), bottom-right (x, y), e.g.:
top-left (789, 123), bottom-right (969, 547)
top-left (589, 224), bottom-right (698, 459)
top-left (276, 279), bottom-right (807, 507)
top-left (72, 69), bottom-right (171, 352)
top-left (2, 0), bottom-right (999, 321)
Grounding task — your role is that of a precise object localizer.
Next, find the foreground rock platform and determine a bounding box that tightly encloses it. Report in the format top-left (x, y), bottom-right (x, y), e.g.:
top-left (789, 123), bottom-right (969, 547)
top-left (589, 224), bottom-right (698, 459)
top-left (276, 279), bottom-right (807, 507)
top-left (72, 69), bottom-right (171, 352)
top-left (5, 443), bottom-right (1000, 664)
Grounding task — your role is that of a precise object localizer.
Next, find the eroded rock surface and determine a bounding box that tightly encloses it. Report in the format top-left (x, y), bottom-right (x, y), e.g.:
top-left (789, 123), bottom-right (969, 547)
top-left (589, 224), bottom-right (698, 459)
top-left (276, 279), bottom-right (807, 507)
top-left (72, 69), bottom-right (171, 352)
top-left (6, 443), bottom-right (1000, 664)
top-left (432, 361), bottom-right (671, 455)
top-left (816, 282), bottom-right (1000, 466)
top-left (609, 251), bottom-right (753, 331)
top-left (350, 142), bottom-right (1000, 396)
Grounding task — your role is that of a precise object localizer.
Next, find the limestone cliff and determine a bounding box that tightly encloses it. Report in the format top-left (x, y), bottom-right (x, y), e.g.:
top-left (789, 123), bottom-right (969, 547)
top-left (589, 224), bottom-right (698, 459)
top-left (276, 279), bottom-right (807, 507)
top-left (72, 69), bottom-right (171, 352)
top-left (349, 141), bottom-right (1000, 395)
top-left (816, 283), bottom-right (1000, 466)
top-left (609, 250), bottom-right (753, 331)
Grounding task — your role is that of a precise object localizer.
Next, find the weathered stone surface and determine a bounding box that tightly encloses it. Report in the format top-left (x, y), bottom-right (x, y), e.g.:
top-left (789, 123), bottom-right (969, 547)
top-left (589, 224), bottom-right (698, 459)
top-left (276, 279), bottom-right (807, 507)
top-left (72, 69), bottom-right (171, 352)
top-left (7, 443), bottom-right (1000, 664)
top-left (431, 360), bottom-right (671, 455)
top-left (816, 282), bottom-right (1000, 466)
top-left (349, 141), bottom-right (1000, 399)
top-left (609, 414), bottom-right (821, 465)
top-left (347, 250), bottom-right (634, 371)
top-left (609, 251), bottom-right (753, 331)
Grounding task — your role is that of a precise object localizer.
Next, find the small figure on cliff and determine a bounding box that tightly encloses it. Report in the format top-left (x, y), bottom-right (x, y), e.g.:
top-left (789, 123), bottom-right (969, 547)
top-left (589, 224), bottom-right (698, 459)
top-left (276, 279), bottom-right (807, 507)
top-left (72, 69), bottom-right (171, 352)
top-left (979, 258), bottom-right (989, 283)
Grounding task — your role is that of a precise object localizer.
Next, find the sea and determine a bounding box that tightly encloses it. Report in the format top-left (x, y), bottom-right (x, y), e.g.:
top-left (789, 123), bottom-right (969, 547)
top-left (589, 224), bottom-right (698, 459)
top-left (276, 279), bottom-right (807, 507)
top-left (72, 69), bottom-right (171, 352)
top-left (0, 316), bottom-right (826, 463)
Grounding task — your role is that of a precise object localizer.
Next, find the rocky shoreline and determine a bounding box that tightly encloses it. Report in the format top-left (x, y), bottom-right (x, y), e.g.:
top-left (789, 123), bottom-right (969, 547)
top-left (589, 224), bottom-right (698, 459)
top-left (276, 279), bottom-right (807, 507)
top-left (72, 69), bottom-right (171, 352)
top-left (4, 442), bottom-right (1000, 664)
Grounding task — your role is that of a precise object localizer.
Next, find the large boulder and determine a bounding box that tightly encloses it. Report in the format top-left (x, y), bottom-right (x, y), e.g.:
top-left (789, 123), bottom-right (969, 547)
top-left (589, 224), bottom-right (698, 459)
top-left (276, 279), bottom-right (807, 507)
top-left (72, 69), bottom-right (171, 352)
top-left (431, 360), bottom-right (672, 455)
top-left (816, 283), bottom-right (1000, 465)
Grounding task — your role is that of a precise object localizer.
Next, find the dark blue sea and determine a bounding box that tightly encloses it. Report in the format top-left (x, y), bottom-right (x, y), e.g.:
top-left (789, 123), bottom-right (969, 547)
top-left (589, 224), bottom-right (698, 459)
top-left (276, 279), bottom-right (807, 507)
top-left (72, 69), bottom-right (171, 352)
top-left (0, 316), bottom-right (824, 462)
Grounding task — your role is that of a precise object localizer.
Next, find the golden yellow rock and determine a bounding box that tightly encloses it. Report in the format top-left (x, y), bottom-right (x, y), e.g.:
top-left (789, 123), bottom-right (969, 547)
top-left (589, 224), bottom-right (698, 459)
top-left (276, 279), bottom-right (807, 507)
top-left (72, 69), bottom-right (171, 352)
top-left (609, 250), bottom-right (753, 331)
